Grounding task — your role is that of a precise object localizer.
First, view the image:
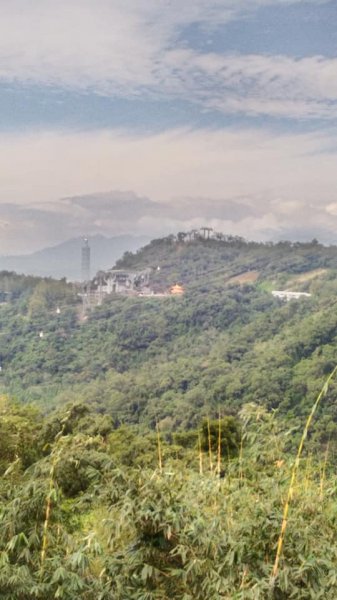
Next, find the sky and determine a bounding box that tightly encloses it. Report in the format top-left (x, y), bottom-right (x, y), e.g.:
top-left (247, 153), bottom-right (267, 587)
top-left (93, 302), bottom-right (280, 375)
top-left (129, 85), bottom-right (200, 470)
top-left (0, 0), bottom-right (337, 254)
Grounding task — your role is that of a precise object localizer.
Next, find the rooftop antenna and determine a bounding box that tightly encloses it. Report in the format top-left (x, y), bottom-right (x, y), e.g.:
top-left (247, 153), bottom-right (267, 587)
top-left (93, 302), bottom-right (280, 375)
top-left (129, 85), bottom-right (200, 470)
top-left (200, 227), bottom-right (213, 239)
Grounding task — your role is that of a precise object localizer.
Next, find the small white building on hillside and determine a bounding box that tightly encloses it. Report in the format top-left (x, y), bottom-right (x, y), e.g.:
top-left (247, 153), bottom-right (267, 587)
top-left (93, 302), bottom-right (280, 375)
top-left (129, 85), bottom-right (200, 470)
top-left (272, 290), bottom-right (311, 301)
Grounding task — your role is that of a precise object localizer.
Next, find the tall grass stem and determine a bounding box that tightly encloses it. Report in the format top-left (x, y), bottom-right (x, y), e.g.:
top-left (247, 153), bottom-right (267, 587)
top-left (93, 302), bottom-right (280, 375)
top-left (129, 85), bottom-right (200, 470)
top-left (271, 365), bottom-right (337, 583)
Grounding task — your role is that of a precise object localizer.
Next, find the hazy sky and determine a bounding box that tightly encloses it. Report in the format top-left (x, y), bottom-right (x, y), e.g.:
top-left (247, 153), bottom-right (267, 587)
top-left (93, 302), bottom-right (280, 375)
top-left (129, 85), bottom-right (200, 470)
top-left (0, 0), bottom-right (337, 254)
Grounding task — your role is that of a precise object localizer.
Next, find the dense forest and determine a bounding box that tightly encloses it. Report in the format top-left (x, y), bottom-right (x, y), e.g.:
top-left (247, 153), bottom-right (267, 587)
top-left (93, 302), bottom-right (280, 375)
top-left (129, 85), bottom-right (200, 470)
top-left (2, 234), bottom-right (337, 597)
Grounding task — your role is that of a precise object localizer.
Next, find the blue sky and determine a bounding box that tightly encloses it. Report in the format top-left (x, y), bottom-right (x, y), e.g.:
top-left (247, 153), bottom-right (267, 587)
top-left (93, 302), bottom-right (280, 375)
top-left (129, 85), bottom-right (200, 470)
top-left (0, 0), bottom-right (337, 254)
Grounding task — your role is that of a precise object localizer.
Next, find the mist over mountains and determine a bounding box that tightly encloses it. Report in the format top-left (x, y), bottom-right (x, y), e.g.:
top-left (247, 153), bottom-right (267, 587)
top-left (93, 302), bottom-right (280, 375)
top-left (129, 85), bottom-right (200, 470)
top-left (0, 234), bottom-right (150, 280)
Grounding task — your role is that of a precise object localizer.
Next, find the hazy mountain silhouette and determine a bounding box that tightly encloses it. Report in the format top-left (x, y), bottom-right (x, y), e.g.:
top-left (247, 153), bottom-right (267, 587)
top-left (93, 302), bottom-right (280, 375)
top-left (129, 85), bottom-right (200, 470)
top-left (0, 234), bottom-right (150, 280)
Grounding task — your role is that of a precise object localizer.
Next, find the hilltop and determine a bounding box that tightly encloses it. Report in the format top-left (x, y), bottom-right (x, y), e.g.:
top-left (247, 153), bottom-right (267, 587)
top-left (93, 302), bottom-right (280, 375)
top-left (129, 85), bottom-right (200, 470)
top-left (115, 233), bottom-right (337, 291)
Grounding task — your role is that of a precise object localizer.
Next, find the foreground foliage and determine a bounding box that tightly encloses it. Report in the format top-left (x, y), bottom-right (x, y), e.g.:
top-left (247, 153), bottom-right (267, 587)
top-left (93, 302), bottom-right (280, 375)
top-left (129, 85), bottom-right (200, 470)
top-left (0, 400), bottom-right (337, 598)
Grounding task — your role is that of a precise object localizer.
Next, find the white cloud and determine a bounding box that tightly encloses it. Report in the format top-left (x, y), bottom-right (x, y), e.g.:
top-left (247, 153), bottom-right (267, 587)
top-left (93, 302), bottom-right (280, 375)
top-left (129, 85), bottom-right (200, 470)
top-left (0, 1), bottom-right (333, 119)
top-left (0, 126), bottom-right (333, 205)
top-left (0, 125), bottom-right (337, 252)
top-left (162, 51), bottom-right (337, 119)
top-left (325, 203), bottom-right (337, 216)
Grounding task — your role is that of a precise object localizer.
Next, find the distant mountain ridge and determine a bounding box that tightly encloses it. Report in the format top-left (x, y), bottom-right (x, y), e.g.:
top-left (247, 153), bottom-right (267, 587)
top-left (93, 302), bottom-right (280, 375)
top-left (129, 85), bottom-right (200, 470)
top-left (0, 234), bottom-right (150, 280)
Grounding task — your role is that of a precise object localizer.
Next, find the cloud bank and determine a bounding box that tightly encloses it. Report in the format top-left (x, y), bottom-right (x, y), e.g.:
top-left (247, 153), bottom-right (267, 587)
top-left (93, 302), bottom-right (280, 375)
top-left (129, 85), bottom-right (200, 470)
top-left (0, 126), bottom-right (337, 253)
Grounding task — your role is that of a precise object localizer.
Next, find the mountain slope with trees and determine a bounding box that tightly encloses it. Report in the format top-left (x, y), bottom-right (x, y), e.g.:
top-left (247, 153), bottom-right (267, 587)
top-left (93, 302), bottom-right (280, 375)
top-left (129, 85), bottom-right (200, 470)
top-left (2, 234), bottom-right (337, 597)
top-left (1, 234), bottom-right (337, 437)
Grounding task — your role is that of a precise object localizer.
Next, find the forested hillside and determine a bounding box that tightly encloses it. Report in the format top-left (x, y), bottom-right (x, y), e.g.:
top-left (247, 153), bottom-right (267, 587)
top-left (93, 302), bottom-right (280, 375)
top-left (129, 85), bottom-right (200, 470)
top-left (1, 235), bottom-right (337, 436)
top-left (2, 235), bottom-right (337, 598)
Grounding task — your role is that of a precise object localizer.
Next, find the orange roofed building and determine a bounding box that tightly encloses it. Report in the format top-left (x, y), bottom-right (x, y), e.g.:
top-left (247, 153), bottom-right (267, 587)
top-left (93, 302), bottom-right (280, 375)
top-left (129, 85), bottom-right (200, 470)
top-left (170, 284), bottom-right (184, 296)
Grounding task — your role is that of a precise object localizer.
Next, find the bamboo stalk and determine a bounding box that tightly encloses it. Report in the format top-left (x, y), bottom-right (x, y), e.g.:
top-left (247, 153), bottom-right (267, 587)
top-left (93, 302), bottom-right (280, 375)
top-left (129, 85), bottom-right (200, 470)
top-left (198, 432), bottom-right (203, 475)
top-left (156, 420), bottom-right (163, 474)
top-left (319, 441), bottom-right (330, 501)
top-left (41, 461), bottom-right (56, 569)
top-left (271, 365), bottom-right (337, 584)
top-left (207, 417), bottom-right (213, 472)
top-left (41, 422), bottom-right (68, 571)
top-left (238, 432), bottom-right (244, 483)
top-left (217, 409), bottom-right (221, 476)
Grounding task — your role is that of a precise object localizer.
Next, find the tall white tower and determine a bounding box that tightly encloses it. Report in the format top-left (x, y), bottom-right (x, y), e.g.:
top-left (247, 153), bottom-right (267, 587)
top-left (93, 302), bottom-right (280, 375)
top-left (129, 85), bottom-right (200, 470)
top-left (81, 237), bottom-right (91, 282)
